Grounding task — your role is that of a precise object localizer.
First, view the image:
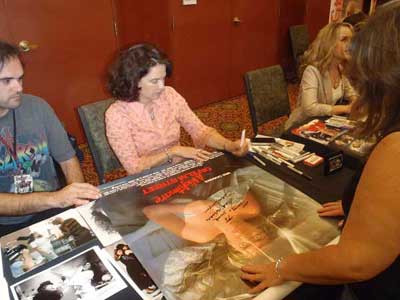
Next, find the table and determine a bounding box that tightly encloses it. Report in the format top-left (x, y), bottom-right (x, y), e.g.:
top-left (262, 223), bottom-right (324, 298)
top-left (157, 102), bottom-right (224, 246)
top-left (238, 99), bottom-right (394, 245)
top-left (1, 152), bottom-right (355, 300)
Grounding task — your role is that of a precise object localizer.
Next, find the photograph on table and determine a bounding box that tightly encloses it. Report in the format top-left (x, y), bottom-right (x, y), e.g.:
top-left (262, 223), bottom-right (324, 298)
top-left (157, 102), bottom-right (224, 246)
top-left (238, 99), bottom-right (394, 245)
top-left (97, 152), bottom-right (340, 300)
top-left (104, 240), bottom-right (163, 300)
top-left (333, 133), bottom-right (376, 155)
top-left (291, 119), bottom-right (348, 145)
top-left (1, 209), bottom-right (95, 278)
top-left (77, 200), bottom-right (122, 247)
top-left (11, 246), bottom-right (126, 300)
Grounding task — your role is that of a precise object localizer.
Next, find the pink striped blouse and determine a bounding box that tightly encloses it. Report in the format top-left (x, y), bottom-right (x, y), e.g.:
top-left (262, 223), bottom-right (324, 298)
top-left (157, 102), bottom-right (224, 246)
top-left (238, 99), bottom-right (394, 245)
top-left (105, 86), bottom-right (215, 175)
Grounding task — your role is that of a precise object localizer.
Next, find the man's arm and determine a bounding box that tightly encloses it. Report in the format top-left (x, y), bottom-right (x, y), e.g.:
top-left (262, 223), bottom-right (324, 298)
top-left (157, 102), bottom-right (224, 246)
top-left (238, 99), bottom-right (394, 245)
top-left (59, 156), bottom-right (84, 184)
top-left (0, 183), bottom-right (101, 216)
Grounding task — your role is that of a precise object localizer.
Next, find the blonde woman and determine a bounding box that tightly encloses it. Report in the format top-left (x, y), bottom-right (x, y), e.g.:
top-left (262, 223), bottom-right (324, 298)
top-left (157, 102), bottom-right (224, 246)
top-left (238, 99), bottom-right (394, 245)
top-left (285, 22), bottom-right (358, 130)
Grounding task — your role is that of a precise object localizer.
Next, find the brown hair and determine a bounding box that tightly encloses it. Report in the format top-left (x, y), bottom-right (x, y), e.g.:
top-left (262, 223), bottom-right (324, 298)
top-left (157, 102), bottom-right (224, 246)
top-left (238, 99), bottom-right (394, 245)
top-left (299, 22), bottom-right (353, 77)
top-left (107, 43), bottom-right (172, 102)
top-left (0, 41), bottom-right (20, 72)
top-left (348, 1), bottom-right (400, 137)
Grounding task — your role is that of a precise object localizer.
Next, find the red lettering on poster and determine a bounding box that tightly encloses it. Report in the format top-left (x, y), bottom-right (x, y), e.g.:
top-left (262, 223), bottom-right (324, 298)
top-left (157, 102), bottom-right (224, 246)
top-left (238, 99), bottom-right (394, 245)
top-left (143, 167), bottom-right (213, 204)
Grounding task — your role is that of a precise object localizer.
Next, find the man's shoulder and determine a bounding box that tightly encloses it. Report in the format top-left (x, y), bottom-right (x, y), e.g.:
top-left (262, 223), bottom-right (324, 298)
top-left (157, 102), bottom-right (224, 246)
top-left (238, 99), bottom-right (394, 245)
top-left (20, 94), bottom-right (52, 110)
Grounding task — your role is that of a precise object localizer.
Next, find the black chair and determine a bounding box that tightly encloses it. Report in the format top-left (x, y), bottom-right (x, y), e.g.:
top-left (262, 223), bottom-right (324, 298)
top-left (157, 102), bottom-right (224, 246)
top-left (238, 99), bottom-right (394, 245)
top-left (78, 99), bottom-right (121, 184)
top-left (289, 24), bottom-right (310, 72)
top-left (244, 65), bottom-right (291, 137)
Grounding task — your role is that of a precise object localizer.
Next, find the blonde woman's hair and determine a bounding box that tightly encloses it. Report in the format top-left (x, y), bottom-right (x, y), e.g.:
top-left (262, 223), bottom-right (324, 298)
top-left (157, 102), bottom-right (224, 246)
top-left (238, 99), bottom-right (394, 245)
top-left (299, 22), bottom-right (353, 77)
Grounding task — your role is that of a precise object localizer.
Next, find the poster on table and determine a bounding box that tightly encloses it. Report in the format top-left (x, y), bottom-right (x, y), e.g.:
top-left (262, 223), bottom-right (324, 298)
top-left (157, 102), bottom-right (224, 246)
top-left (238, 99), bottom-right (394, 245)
top-left (97, 152), bottom-right (340, 300)
top-left (0, 209), bottom-right (95, 279)
top-left (10, 246), bottom-right (126, 300)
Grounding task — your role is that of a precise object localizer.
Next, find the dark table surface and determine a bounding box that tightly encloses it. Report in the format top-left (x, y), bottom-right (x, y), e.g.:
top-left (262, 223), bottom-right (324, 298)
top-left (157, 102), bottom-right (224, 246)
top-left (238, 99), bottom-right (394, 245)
top-left (282, 117), bottom-right (368, 170)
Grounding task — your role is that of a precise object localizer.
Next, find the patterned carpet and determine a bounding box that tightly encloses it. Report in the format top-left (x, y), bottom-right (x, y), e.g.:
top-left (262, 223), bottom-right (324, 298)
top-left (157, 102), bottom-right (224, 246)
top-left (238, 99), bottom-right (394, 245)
top-left (80, 84), bottom-right (299, 186)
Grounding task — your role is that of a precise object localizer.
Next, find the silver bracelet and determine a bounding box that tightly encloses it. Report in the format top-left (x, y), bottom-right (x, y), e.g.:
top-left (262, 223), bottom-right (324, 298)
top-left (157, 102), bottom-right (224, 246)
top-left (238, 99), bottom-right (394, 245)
top-left (275, 257), bottom-right (283, 279)
top-left (165, 149), bottom-right (172, 163)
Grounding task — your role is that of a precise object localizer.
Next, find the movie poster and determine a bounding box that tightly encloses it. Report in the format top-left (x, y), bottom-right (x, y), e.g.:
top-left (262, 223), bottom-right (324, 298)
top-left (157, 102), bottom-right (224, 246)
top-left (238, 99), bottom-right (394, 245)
top-left (97, 152), bottom-right (340, 300)
top-left (329, 0), bottom-right (364, 22)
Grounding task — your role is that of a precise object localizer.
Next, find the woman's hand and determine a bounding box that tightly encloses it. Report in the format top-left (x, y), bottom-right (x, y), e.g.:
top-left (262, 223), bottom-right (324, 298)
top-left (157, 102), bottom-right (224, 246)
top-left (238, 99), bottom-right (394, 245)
top-left (241, 263), bottom-right (284, 294)
top-left (318, 200), bottom-right (344, 227)
top-left (225, 139), bottom-right (250, 157)
top-left (332, 104), bottom-right (352, 115)
top-left (317, 200), bottom-right (344, 217)
top-left (170, 146), bottom-right (211, 161)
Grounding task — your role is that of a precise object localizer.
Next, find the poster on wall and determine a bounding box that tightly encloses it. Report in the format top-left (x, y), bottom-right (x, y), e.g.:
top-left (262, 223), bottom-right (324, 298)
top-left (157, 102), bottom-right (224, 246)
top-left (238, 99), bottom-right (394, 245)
top-left (97, 152), bottom-right (340, 300)
top-left (329, 0), bottom-right (365, 22)
top-left (329, 0), bottom-right (391, 22)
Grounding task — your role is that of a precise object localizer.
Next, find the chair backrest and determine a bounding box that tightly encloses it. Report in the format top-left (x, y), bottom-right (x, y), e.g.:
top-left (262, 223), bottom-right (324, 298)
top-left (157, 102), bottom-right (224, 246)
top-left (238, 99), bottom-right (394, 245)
top-left (289, 24), bottom-right (310, 66)
top-left (78, 99), bottom-right (121, 184)
top-left (244, 65), bottom-right (291, 136)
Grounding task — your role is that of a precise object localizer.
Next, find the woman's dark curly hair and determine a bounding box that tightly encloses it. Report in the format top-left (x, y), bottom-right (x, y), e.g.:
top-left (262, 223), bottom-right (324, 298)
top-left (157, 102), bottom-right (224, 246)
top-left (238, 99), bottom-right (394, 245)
top-left (107, 43), bottom-right (172, 102)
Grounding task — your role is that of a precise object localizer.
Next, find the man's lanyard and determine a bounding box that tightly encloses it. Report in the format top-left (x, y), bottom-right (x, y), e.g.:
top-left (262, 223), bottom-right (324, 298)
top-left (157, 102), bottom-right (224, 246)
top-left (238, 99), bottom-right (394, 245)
top-left (11, 109), bottom-right (22, 172)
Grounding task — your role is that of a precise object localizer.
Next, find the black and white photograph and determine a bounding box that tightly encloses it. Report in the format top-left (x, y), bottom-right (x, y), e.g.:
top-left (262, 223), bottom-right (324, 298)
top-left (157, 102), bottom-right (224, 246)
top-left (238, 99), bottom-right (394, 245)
top-left (104, 240), bottom-right (163, 300)
top-left (77, 201), bottom-right (122, 247)
top-left (11, 246), bottom-right (126, 300)
top-left (1, 209), bottom-right (95, 278)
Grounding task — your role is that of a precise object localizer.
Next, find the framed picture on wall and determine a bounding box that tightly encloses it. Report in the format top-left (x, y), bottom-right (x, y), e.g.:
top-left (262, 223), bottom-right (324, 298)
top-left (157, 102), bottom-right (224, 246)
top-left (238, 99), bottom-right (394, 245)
top-left (329, 0), bottom-right (391, 22)
top-left (329, 0), bottom-right (365, 22)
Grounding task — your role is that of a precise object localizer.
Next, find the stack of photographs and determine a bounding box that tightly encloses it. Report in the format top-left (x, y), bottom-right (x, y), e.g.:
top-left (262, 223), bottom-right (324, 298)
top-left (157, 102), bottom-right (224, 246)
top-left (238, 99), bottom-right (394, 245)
top-left (291, 119), bottom-right (348, 145)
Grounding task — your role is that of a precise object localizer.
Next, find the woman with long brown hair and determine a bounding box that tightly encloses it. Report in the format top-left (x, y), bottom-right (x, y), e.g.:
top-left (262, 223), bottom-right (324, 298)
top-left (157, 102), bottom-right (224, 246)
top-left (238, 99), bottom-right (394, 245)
top-left (285, 22), bottom-right (358, 129)
top-left (242, 2), bottom-right (400, 299)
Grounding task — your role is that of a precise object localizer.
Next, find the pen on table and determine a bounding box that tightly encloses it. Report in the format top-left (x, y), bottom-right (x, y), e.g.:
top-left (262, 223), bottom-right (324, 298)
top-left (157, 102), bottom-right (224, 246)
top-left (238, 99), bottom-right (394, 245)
top-left (256, 149), bottom-right (312, 180)
top-left (249, 152), bottom-right (266, 166)
top-left (240, 129), bottom-right (246, 147)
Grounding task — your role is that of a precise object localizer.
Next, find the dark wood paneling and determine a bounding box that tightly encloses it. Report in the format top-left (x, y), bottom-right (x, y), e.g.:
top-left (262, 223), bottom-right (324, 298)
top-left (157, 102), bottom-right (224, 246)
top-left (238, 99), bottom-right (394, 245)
top-left (279, 0), bottom-right (306, 69)
top-left (0, 0), bottom-right (11, 41)
top-left (170, 0), bottom-right (231, 108)
top-left (114, 0), bottom-right (170, 52)
top-left (229, 0), bottom-right (280, 97)
top-left (2, 0), bottom-right (117, 143)
top-left (305, 0), bottom-right (330, 40)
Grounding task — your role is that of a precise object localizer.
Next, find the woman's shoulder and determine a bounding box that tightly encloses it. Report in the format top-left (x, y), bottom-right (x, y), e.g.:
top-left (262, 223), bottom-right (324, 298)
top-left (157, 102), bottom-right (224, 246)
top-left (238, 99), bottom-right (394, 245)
top-left (163, 86), bottom-right (186, 104)
top-left (105, 100), bottom-right (133, 119)
top-left (303, 64), bottom-right (321, 76)
top-left (164, 86), bottom-right (181, 98)
top-left (377, 132), bottom-right (400, 150)
top-left (367, 132), bottom-right (400, 166)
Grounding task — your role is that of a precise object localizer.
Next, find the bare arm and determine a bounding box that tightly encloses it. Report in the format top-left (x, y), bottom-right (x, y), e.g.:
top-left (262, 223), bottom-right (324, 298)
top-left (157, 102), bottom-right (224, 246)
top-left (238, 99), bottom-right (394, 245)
top-left (0, 182), bottom-right (101, 216)
top-left (204, 130), bottom-right (249, 157)
top-left (242, 133), bottom-right (400, 291)
top-left (0, 153), bottom-right (101, 216)
top-left (59, 156), bottom-right (84, 184)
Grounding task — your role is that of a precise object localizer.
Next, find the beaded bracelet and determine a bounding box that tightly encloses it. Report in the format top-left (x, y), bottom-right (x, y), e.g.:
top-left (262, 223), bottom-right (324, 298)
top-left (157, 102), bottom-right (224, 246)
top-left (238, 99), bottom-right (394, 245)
top-left (275, 257), bottom-right (283, 279)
